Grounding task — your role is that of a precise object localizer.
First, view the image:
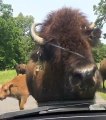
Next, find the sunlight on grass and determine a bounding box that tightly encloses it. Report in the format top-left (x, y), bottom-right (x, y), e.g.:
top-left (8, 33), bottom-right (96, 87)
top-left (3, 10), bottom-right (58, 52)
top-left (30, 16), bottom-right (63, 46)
top-left (97, 80), bottom-right (106, 100)
top-left (98, 92), bottom-right (106, 100)
top-left (0, 70), bottom-right (17, 84)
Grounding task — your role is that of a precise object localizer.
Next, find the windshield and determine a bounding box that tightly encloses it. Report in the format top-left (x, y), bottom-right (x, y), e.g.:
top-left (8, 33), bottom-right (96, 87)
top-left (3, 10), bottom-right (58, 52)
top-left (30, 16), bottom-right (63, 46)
top-left (0, 0), bottom-right (106, 117)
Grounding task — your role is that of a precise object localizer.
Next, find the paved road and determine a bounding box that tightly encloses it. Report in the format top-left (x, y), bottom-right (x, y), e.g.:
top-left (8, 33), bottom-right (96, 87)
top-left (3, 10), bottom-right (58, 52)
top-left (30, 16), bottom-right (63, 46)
top-left (0, 95), bottom-right (38, 115)
top-left (95, 92), bottom-right (106, 104)
top-left (0, 92), bottom-right (106, 115)
top-left (89, 92), bottom-right (106, 110)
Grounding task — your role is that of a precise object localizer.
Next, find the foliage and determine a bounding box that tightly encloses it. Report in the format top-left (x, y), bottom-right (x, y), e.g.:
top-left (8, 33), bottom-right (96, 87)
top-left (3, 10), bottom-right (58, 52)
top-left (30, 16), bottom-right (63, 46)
top-left (93, 0), bottom-right (106, 38)
top-left (93, 0), bottom-right (106, 62)
top-left (98, 91), bottom-right (106, 100)
top-left (0, 0), bottom-right (13, 19)
top-left (0, 2), bottom-right (35, 70)
top-left (92, 44), bottom-right (106, 63)
top-left (14, 13), bottom-right (35, 64)
top-left (0, 69), bottom-right (16, 84)
top-left (93, 0), bottom-right (106, 27)
top-left (0, 17), bottom-right (22, 69)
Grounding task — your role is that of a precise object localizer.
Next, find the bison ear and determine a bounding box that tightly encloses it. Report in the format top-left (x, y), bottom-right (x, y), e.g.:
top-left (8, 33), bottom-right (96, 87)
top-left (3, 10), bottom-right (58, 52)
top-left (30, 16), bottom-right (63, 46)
top-left (9, 84), bottom-right (14, 88)
top-left (2, 83), bottom-right (14, 95)
top-left (87, 28), bottom-right (101, 47)
top-left (91, 28), bottom-right (101, 39)
top-left (9, 83), bottom-right (18, 89)
top-left (8, 84), bottom-right (14, 92)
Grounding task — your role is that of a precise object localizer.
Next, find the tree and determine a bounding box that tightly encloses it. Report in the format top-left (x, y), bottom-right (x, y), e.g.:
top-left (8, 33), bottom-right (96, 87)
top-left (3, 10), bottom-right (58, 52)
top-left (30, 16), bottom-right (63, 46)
top-left (15, 13), bottom-right (34, 35)
top-left (92, 44), bottom-right (106, 63)
top-left (0, 2), bottom-right (18, 69)
top-left (0, 2), bottom-right (35, 70)
top-left (15, 13), bottom-right (35, 63)
top-left (93, 0), bottom-right (106, 27)
top-left (0, 16), bottom-right (23, 69)
top-left (0, 0), bottom-right (13, 19)
top-left (93, 0), bottom-right (106, 38)
top-left (93, 0), bottom-right (106, 63)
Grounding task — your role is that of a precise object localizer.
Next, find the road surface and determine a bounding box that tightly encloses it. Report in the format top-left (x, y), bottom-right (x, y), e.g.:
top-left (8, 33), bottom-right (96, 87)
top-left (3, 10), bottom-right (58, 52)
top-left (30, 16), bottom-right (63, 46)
top-left (0, 92), bottom-right (106, 115)
top-left (0, 95), bottom-right (38, 115)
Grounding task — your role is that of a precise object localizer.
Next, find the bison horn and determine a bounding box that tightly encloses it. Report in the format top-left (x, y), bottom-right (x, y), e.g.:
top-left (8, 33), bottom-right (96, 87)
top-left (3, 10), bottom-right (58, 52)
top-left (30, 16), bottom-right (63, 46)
top-left (89, 22), bottom-right (95, 29)
top-left (31, 22), bottom-right (45, 45)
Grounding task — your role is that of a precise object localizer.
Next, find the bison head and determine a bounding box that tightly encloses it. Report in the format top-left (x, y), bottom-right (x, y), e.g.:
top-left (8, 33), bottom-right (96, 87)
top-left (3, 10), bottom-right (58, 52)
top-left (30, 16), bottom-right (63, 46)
top-left (15, 64), bottom-right (27, 75)
top-left (0, 83), bottom-right (14, 100)
top-left (28, 8), bottom-right (102, 102)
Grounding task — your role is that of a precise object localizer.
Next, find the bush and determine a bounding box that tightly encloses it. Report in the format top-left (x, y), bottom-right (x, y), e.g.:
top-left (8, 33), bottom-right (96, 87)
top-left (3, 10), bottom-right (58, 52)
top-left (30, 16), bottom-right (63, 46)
top-left (92, 44), bottom-right (106, 63)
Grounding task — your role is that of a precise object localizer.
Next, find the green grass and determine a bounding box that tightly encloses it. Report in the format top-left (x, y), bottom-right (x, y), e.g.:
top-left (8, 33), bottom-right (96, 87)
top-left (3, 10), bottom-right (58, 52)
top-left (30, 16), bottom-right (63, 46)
top-left (97, 81), bottom-right (106, 100)
top-left (98, 92), bottom-right (106, 100)
top-left (0, 69), bottom-right (17, 84)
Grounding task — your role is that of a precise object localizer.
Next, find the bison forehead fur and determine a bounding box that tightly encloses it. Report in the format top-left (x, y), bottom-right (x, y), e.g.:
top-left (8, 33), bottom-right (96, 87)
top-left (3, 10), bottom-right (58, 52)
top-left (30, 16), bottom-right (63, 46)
top-left (27, 7), bottom-right (102, 103)
top-left (41, 8), bottom-right (90, 47)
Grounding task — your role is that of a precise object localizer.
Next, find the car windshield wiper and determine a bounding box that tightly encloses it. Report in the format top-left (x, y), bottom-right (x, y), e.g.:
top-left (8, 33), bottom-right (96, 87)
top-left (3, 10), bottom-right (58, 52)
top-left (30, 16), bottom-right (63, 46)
top-left (0, 100), bottom-right (105, 120)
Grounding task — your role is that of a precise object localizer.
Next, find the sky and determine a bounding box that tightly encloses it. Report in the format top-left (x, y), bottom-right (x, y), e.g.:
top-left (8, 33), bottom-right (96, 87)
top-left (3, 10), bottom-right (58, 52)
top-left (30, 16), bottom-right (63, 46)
top-left (3, 0), bottom-right (106, 44)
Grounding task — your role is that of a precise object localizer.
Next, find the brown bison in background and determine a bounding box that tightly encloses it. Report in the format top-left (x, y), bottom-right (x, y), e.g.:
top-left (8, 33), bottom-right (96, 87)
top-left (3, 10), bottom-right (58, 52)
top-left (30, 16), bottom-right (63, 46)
top-left (0, 74), bottom-right (29, 110)
top-left (99, 58), bottom-right (106, 89)
top-left (26, 7), bottom-right (102, 104)
top-left (15, 64), bottom-right (27, 75)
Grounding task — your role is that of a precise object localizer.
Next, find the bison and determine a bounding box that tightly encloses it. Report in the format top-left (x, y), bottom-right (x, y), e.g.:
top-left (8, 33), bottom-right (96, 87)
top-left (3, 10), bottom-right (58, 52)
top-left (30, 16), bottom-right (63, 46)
top-left (26, 7), bottom-right (102, 104)
top-left (0, 74), bottom-right (30, 110)
top-left (99, 58), bottom-right (106, 89)
top-left (15, 64), bottom-right (27, 75)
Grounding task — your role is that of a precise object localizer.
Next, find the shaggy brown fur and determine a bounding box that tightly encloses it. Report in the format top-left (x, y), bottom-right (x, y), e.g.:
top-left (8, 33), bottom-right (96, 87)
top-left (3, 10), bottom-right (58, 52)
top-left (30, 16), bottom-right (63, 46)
top-left (39, 8), bottom-right (96, 61)
top-left (27, 7), bottom-right (102, 104)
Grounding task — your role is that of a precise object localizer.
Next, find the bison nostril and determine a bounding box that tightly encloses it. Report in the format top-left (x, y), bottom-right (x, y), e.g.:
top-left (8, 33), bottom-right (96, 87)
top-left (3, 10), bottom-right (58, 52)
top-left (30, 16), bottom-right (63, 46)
top-left (74, 65), bottom-right (97, 83)
top-left (82, 71), bottom-right (93, 79)
top-left (71, 73), bottom-right (82, 85)
top-left (84, 66), bottom-right (96, 80)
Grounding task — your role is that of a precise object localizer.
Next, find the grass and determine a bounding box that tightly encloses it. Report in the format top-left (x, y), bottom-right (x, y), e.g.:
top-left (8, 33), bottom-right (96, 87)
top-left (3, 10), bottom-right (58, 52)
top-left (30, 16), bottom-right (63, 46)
top-left (96, 63), bottom-right (106, 100)
top-left (97, 80), bottom-right (106, 100)
top-left (98, 91), bottom-right (106, 100)
top-left (0, 69), bottom-right (17, 84)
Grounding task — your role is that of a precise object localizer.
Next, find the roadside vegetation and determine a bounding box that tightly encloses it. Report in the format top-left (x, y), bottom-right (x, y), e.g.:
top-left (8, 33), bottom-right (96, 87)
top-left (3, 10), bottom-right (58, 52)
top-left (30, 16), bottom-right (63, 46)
top-left (98, 91), bottom-right (106, 100)
top-left (0, 69), bottom-right (16, 84)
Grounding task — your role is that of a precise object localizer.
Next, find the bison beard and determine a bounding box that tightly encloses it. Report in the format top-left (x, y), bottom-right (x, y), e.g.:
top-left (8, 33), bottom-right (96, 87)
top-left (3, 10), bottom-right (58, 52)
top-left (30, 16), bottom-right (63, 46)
top-left (26, 7), bottom-right (102, 103)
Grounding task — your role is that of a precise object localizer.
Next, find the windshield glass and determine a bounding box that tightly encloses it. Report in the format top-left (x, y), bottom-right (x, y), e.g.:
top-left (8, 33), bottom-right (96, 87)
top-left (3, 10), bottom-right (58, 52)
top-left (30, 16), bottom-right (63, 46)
top-left (0, 0), bottom-right (106, 116)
